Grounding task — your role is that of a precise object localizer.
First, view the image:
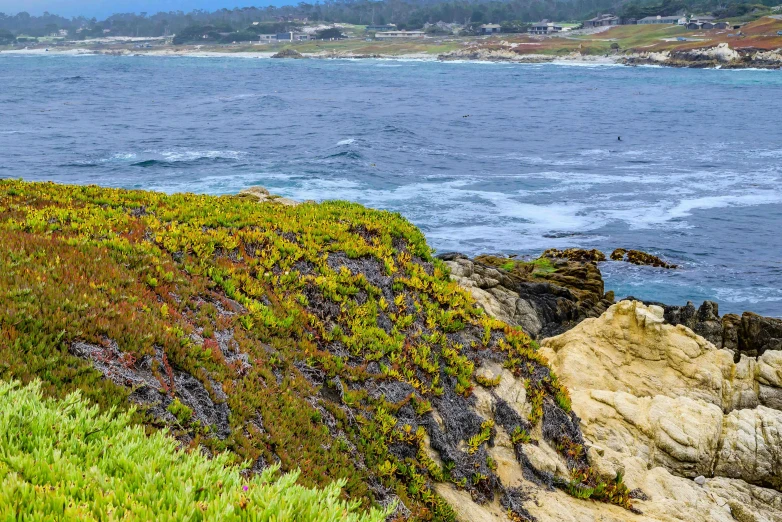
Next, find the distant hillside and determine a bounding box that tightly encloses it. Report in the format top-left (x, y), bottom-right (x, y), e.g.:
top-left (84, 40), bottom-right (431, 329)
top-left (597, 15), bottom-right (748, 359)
top-left (1, 0), bottom-right (780, 39)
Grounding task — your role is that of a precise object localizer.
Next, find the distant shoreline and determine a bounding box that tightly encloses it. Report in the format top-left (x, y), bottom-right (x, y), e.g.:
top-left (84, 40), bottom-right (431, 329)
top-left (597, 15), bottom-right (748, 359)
top-left (0, 29), bottom-right (782, 70)
top-left (3, 46), bottom-right (781, 70)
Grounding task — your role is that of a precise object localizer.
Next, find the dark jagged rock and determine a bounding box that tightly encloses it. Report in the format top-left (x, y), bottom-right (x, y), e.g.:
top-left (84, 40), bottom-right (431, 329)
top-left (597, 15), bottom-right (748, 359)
top-left (440, 253), bottom-right (614, 339)
top-left (623, 297), bottom-right (782, 359)
top-left (610, 248), bottom-right (678, 269)
top-left (737, 312), bottom-right (782, 357)
top-left (542, 248), bottom-right (606, 263)
top-left (271, 48), bottom-right (305, 59)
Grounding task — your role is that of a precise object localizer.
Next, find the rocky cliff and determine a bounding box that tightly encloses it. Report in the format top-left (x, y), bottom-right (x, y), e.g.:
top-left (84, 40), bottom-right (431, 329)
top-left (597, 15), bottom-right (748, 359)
top-left (622, 44), bottom-right (782, 69)
top-left (441, 249), bottom-right (782, 522)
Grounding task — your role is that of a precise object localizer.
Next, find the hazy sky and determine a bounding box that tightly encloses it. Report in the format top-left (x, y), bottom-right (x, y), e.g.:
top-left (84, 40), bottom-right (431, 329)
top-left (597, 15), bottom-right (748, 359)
top-left (0, 1), bottom-right (292, 18)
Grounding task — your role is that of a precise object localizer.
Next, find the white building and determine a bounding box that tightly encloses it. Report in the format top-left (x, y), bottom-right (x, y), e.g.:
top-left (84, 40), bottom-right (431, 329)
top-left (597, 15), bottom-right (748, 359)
top-left (374, 31), bottom-right (425, 40)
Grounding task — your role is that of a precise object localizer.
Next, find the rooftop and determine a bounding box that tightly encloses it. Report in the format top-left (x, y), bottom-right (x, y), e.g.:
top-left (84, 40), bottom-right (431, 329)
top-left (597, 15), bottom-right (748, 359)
top-left (639, 15), bottom-right (684, 21)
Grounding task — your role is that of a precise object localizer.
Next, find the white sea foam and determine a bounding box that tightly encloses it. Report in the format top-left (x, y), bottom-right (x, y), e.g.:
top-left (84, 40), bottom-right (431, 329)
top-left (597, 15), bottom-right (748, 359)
top-left (714, 286), bottom-right (782, 304)
top-left (604, 191), bottom-right (782, 229)
top-left (146, 149), bottom-right (248, 162)
top-left (109, 153), bottom-right (137, 161)
top-left (337, 138), bottom-right (356, 146)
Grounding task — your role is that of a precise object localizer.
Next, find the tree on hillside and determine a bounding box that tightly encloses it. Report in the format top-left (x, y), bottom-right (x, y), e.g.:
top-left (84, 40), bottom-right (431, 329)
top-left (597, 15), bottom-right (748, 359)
top-left (0, 29), bottom-right (14, 44)
top-left (316, 27), bottom-right (345, 39)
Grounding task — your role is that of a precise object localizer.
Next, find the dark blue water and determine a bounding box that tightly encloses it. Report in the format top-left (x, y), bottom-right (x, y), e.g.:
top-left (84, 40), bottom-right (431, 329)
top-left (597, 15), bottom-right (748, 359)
top-left (1, 54), bottom-right (781, 316)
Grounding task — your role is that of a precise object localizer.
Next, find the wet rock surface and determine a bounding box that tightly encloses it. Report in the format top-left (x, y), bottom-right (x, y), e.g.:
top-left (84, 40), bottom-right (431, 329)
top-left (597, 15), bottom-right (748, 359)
top-left (610, 248), bottom-right (678, 268)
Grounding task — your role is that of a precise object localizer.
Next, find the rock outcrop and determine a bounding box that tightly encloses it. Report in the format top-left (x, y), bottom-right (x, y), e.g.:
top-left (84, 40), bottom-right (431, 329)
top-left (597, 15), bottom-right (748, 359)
top-left (236, 186), bottom-right (300, 206)
top-left (633, 299), bottom-right (782, 360)
top-left (271, 48), bottom-right (305, 59)
top-left (610, 248), bottom-right (678, 269)
top-left (623, 44), bottom-right (782, 69)
top-left (440, 253), bottom-right (614, 339)
top-left (538, 301), bottom-right (782, 521)
top-left (542, 248), bottom-right (606, 263)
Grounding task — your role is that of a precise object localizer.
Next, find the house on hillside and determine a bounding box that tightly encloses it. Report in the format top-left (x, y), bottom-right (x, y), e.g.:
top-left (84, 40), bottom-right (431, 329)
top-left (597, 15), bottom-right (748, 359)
top-left (687, 20), bottom-right (719, 30)
top-left (257, 33), bottom-right (313, 43)
top-left (690, 15), bottom-right (715, 22)
top-left (374, 31), bottom-right (425, 40)
top-left (366, 24), bottom-right (396, 32)
top-left (529, 21), bottom-right (563, 34)
top-left (480, 24), bottom-right (502, 34)
top-left (638, 15), bottom-right (687, 25)
top-left (584, 14), bottom-right (620, 28)
top-left (276, 32), bottom-right (313, 41)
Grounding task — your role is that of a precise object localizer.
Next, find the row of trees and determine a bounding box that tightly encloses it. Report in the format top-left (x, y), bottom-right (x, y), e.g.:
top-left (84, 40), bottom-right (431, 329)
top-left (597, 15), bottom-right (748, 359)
top-left (0, 1), bottom-right (618, 38)
top-left (170, 23), bottom-right (345, 44)
top-left (1, 0), bottom-right (779, 40)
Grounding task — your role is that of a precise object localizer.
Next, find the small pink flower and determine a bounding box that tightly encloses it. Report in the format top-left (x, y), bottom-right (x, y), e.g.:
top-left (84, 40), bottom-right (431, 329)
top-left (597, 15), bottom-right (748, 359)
top-left (243, 485), bottom-right (249, 492)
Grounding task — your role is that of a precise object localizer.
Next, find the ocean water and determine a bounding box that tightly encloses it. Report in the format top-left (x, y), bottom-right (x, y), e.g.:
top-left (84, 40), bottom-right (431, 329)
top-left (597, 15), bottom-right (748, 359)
top-left (1, 54), bottom-right (781, 316)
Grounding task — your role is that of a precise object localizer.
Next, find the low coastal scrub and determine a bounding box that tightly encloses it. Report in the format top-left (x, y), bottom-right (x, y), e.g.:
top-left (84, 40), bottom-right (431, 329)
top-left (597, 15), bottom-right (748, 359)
top-left (0, 180), bottom-right (631, 519)
top-left (0, 379), bottom-right (387, 521)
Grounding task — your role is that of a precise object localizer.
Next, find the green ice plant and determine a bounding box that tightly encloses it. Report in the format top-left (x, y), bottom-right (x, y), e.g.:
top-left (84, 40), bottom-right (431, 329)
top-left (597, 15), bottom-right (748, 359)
top-left (0, 180), bottom-right (629, 516)
top-left (0, 380), bottom-right (389, 522)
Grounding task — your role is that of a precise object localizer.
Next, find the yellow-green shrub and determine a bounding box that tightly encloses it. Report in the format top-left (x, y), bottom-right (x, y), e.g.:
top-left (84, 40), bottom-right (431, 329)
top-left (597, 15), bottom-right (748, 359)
top-left (0, 380), bottom-right (389, 522)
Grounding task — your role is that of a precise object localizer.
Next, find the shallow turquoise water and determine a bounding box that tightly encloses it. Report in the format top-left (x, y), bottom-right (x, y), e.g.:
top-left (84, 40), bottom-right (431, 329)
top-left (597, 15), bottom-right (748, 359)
top-left (1, 54), bottom-right (781, 315)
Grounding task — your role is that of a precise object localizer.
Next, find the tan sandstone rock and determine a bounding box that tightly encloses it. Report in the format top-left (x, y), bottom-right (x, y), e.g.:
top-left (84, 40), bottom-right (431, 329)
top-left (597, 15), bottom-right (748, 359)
top-left (238, 186), bottom-right (300, 206)
top-left (535, 301), bottom-right (782, 520)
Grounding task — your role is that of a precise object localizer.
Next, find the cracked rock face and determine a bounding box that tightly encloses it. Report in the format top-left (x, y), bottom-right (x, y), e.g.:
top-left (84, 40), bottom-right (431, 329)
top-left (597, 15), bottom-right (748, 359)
top-left (540, 301), bottom-right (782, 521)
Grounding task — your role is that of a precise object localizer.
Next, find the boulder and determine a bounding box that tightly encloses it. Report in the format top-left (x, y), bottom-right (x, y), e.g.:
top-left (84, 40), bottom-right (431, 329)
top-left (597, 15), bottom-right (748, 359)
top-left (237, 186), bottom-right (300, 206)
top-left (271, 48), bottom-right (305, 59)
top-left (610, 248), bottom-right (677, 269)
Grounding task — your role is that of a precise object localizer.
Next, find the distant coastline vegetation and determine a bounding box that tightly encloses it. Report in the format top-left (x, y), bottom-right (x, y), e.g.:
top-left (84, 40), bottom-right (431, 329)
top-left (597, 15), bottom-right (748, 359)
top-left (0, 0), bottom-right (779, 45)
